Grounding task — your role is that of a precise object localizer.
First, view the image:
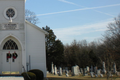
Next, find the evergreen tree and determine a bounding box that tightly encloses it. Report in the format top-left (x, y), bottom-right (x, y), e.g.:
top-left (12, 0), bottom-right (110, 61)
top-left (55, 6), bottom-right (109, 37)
top-left (42, 26), bottom-right (56, 54)
top-left (50, 40), bottom-right (64, 66)
top-left (42, 26), bottom-right (64, 71)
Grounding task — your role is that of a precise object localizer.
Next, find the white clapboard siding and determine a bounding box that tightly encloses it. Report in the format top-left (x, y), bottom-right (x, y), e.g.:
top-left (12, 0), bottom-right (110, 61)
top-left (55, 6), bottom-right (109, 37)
top-left (26, 21), bottom-right (47, 77)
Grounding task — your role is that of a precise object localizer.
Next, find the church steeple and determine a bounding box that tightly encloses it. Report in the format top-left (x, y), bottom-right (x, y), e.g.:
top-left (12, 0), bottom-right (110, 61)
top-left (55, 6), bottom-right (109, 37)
top-left (0, 0), bottom-right (25, 23)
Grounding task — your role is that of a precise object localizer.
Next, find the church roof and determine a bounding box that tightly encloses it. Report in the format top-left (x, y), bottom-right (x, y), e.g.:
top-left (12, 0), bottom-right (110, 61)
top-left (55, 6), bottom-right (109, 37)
top-left (25, 20), bottom-right (48, 35)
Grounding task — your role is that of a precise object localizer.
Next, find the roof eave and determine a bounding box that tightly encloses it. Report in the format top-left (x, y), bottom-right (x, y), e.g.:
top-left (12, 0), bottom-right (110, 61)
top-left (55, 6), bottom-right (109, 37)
top-left (25, 20), bottom-right (49, 35)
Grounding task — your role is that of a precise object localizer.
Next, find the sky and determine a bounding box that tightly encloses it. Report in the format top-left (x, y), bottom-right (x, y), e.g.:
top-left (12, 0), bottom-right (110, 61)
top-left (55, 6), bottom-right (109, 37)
top-left (25, 0), bottom-right (120, 44)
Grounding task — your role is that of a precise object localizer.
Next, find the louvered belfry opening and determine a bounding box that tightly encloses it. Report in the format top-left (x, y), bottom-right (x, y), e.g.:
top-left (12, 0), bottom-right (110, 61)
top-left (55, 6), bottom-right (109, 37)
top-left (3, 39), bottom-right (18, 50)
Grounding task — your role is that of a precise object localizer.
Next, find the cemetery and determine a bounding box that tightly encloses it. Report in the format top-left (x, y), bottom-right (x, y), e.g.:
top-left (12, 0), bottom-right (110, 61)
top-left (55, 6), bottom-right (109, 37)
top-left (46, 62), bottom-right (120, 80)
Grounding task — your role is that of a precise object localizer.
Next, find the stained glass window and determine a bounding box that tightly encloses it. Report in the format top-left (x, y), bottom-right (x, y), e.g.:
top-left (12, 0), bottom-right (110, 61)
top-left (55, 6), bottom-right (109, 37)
top-left (3, 39), bottom-right (18, 50)
top-left (6, 8), bottom-right (15, 18)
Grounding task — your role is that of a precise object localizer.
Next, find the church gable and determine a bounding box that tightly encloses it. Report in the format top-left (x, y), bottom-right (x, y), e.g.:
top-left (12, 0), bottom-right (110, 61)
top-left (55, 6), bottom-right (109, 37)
top-left (25, 20), bottom-right (48, 35)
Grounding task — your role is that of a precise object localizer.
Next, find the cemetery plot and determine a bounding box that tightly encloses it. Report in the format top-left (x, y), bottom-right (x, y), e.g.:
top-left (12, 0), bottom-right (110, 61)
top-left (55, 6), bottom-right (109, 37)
top-left (48, 62), bottom-right (120, 80)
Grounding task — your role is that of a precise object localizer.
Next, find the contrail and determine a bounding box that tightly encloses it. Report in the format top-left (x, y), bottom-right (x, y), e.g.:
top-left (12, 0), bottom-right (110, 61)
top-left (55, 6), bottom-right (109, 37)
top-left (94, 10), bottom-right (114, 17)
top-left (58, 0), bottom-right (80, 6)
top-left (58, 0), bottom-right (115, 17)
top-left (26, 3), bottom-right (120, 17)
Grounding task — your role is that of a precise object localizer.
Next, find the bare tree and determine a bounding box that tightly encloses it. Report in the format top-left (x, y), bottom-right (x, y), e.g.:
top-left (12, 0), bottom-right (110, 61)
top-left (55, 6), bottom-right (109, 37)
top-left (25, 9), bottom-right (39, 25)
top-left (104, 15), bottom-right (120, 65)
top-left (101, 15), bottom-right (120, 79)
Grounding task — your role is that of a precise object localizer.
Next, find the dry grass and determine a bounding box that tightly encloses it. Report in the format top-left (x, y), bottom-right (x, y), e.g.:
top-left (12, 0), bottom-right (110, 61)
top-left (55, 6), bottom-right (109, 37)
top-left (47, 74), bottom-right (120, 80)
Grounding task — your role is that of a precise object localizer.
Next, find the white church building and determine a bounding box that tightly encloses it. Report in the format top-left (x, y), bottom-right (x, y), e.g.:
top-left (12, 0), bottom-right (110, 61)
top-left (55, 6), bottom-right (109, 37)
top-left (0, 0), bottom-right (47, 77)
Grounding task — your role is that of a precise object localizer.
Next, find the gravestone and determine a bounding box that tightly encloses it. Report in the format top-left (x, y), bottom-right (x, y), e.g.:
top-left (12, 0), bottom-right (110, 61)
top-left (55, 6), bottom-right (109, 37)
top-left (85, 68), bottom-right (87, 73)
top-left (113, 63), bottom-right (117, 74)
top-left (51, 62), bottom-right (54, 74)
top-left (100, 74), bottom-right (103, 77)
top-left (90, 72), bottom-right (94, 77)
top-left (59, 67), bottom-right (62, 76)
top-left (103, 62), bottom-right (106, 74)
top-left (54, 65), bottom-right (57, 75)
top-left (62, 69), bottom-right (65, 74)
top-left (108, 71), bottom-right (112, 77)
top-left (97, 70), bottom-right (101, 76)
top-left (66, 70), bottom-right (69, 77)
top-left (91, 66), bottom-right (93, 72)
top-left (94, 66), bottom-right (97, 74)
top-left (72, 65), bottom-right (79, 76)
top-left (76, 65), bottom-right (80, 74)
top-left (80, 68), bottom-right (83, 74)
top-left (47, 71), bottom-right (49, 74)
top-left (83, 68), bottom-right (86, 74)
top-left (83, 68), bottom-right (88, 76)
top-left (95, 74), bottom-right (98, 77)
top-left (86, 66), bottom-right (90, 72)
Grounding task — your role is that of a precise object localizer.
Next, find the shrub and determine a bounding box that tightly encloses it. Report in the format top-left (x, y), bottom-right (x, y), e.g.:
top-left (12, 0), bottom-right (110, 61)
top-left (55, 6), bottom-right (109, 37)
top-left (21, 72), bottom-right (36, 80)
top-left (29, 69), bottom-right (44, 80)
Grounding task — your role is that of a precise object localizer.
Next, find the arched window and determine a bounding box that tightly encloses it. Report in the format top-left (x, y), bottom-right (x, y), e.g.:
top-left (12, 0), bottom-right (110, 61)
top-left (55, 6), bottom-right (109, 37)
top-left (3, 39), bottom-right (18, 50)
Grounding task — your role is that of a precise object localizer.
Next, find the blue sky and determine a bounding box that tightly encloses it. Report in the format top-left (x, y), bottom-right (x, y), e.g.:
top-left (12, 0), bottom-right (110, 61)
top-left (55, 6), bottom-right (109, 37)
top-left (25, 0), bottom-right (120, 44)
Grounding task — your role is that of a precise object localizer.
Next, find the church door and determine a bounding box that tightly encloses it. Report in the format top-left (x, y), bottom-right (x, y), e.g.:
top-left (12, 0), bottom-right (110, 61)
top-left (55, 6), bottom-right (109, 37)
top-left (2, 39), bottom-right (21, 74)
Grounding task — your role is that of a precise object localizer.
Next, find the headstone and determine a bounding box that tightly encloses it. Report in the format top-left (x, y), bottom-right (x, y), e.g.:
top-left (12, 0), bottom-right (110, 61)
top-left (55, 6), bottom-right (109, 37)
top-left (94, 66), bottom-right (97, 74)
top-left (83, 68), bottom-right (86, 74)
top-left (83, 68), bottom-right (88, 76)
top-left (103, 62), bottom-right (106, 74)
top-left (108, 71), bottom-right (113, 77)
top-left (66, 70), bottom-right (69, 77)
top-left (54, 65), bottom-right (57, 75)
top-left (51, 62), bottom-right (54, 74)
top-left (85, 68), bottom-right (87, 73)
top-left (97, 70), bottom-right (101, 76)
top-left (72, 66), bottom-right (76, 76)
top-left (80, 68), bottom-right (83, 74)
top-left (100, 74), bottom-right (103, 77)
top-left (62, 69), bottom-right (65, 74)
top-left (90, 72), bottom-right (94, 77)
top-left (59, 67), bottom-right (62, 76)
top-left (113, 63), bottom-right (117, 74)
top-left (95, 74), bottom-right (98, 77)
top-left (86, 66), bottom-right (90, 72)
top-left (72, 65), bottom-right (79, 76)
top-left (76, 65), bottom-right (80, 75)
top-left (91, 66), bottom-right (93, 72)
top-left (47, 71), bottom-right (49, 74)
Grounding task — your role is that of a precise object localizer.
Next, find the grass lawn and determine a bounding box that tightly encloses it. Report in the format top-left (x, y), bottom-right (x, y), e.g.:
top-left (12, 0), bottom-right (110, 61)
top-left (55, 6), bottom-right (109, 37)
top-left (47, 74), bottom-right (120, 80)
